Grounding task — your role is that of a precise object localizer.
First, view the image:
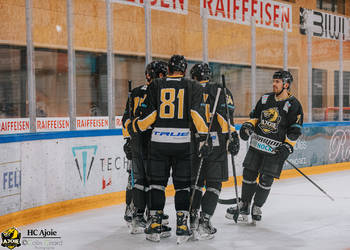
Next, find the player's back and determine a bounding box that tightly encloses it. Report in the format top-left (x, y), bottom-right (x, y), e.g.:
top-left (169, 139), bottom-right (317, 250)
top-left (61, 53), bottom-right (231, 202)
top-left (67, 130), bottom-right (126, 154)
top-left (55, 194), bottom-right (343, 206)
top-left (149, 76), bottom-right (194, 145)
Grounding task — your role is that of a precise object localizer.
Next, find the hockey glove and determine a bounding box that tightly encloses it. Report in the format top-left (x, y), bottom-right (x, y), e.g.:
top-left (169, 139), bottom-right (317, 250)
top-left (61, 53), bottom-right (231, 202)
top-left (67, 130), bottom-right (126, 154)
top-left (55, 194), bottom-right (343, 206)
top-left (123, 138), bottom-right (132, 160)
top-left (199, 136), bottom-right (213, 159)
top-left (228, 131), bottom-right (240, 156)
top-left (275, 142), bottom-right (293, 161)
top-left (126, 121), bottom-right (137, 138)
top-left (239, 122), bottom-right (254, 141)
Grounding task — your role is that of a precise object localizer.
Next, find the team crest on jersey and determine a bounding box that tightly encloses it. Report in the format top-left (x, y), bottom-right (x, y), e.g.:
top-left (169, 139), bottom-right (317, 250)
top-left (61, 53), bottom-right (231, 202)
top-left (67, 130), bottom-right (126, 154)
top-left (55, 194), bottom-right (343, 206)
top-left (259, 107), bottom-right (281, 134)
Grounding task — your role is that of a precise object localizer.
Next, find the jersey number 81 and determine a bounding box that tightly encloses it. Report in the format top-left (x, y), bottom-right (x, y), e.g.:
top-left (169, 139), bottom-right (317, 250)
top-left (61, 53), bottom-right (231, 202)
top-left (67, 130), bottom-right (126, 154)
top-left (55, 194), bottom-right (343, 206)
top-left (159, 88), bottom-right (184, 119)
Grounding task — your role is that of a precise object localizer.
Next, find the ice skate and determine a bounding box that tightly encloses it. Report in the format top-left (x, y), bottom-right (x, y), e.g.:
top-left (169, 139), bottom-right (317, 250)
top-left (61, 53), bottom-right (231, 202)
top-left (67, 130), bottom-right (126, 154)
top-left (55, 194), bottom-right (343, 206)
top-left (225, 201), bottom-right (250, 223)
top-left (144, 211), bottom-right (162, 242)
top-left (161, 212), bottom-right (169, 226)
top-left (146, 209), bottom-right (169, 226)
top-left (176, 211), bottom-right (192, 244)
top-left (197, 212), bottom-right (215, 240)
top-left (130, 213), bottom-right (147, 234)
top-left (190, 209), bottom-right (199, 230)
top-left (190, 209), bottom-right (199, 240)
top-left (124, 204), bottom-right (134, 226)
top-left (251, 204), bottom-right (262, 226)
top-left (160, 225), bottom-right (172, 238)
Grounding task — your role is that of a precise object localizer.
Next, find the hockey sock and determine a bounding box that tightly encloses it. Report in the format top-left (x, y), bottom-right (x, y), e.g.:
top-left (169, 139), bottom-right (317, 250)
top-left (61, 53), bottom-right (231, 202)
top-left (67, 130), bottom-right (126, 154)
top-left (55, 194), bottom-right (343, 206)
top-left (190, 179), bottom-right (204, 210)
top-left (133, 178), bottom-right (147, 212)
top-left (126, 188), bottom-right (133, 206)
top-left (148, 181), bottom-right (166, 211)
top-left (201, 181), bottom-right (222, 216)
top-left (190, 187), bottom-right (202, 210)
top-left (241, 168), bottom-right (258, 202)
top-left (254, 174), bottom-right (274, 207)
top-left (174, 181), bottom-right (191, 211)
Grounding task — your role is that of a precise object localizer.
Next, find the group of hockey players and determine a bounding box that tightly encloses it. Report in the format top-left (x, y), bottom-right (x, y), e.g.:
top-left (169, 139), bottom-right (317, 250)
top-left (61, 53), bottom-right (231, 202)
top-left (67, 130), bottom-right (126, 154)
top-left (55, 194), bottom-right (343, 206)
top-left (122, 54), bottom-right (304, 244)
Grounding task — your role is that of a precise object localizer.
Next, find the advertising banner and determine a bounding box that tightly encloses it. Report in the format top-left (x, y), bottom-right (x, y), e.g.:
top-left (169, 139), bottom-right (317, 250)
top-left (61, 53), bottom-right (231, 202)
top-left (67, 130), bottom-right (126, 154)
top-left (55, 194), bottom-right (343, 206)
top-left (201, 0), bottom-right (292, 31)
top-left (115, 116), bottom-right (123, 128)
top-left (0, 143), bottom-right (21, 215)
top-left (20, 135), bottom-right (128, 211)
top-left (112, 0), bottom-right (188, 15)
top-left (300, 7), bottom-right (350, 40)
top-left (287, 125), bottom-right (350, 169)
top-left (0, 118), bottom-right (30, 135)
top-left (0, 116), bottom-right (124, 135)
top-left (36, 117), bottom-right (70, 132)
top-left (76, 117), bottom-right (109, 130)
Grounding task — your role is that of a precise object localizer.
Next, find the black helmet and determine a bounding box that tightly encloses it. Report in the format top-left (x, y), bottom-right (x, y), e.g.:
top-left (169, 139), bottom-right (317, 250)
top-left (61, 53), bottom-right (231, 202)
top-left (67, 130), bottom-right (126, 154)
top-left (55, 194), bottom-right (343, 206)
top-left (168, 55), bottom-right (187, 74)
top-left (273, 70), bottom-right (293, 87)
top-left (190, 63), bottom-right (212, 81)
top-left (145, 61), bottom-right (168, 81)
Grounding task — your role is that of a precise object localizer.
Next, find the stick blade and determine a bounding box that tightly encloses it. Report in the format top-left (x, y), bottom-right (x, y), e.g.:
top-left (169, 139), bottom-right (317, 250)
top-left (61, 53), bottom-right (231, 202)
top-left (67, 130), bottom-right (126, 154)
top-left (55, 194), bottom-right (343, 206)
top-left (218, 197), bottom-right (241, 205)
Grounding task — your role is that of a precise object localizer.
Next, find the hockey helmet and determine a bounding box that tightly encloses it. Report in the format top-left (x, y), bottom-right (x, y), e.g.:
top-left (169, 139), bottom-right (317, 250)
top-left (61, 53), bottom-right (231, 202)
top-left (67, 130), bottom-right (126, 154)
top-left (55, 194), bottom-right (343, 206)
top-left (145, 61), bottom-right (168, 81)
top-left (273, 70), bottom-right (293, 88)
top-left (190, 63), bottom-right (212, 81)
top-left (168, 55), bottom-right (187, 74)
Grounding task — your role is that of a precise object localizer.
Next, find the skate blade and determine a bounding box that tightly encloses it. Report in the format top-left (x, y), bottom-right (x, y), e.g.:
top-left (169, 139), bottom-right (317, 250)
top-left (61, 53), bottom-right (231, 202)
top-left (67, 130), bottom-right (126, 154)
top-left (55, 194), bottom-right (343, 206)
top-left (240, 215), bottom-right (249, 222)
top-left (176, 235), bottom-right (192, 244)
top-left (190, 230), bottom-right (199, 241)
top-left (160, 231), bottom-right (171, 238)
top-left (225, 213), bottom-right (249, 223)
top-left (146, 233), bottom-right (160, 242)
top-left (250, 219), bottom-right (260, 226)
top-left (130, 227), bottom-right (145, 234)
top-left (197, 232), bottom-right (214, 241)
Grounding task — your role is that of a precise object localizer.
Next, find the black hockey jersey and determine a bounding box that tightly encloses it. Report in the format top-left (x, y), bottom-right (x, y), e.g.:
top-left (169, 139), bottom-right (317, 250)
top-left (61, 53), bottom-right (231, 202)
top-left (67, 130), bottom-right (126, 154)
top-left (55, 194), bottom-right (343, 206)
top-left (201, 81), bottom-right (236, 134)
top-left (247, 92), bottom-right (303, 154)
top-left (130, 75), bottom-right (208, 144)
top-left (122, 83), bottom-right (149, 138)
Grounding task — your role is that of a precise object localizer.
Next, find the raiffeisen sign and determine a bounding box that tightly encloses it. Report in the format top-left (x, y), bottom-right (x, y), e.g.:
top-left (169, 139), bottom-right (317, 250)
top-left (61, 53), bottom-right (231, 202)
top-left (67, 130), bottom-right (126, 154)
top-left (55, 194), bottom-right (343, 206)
top-left (200, 0), bottom-right (292, 32)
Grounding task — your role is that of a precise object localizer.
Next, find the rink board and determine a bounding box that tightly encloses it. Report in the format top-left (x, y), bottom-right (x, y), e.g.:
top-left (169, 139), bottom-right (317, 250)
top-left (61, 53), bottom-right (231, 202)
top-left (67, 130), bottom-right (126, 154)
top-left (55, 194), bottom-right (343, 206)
top-left (0, 122), bottom-right (350, 229)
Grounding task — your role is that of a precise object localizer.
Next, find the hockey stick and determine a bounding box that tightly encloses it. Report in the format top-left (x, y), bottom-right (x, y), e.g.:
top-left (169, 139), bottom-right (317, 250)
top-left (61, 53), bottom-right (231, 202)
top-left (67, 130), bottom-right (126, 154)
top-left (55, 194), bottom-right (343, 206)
top-left (285, 159), bottom-right (335, 201)
top-left (189, 87), bottom-right (222, 214)
top-left (221, 75), bottom-right (240, 223)
top-left (218, 197), bottom-right (241, 205)
top-left (127, 80), bottom-right (135, 189)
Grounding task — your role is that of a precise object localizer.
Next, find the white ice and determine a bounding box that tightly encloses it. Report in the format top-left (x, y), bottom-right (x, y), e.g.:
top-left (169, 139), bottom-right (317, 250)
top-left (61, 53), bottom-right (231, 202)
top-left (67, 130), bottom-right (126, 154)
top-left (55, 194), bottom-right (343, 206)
top-left (19, 170), bottom-right (350, 250)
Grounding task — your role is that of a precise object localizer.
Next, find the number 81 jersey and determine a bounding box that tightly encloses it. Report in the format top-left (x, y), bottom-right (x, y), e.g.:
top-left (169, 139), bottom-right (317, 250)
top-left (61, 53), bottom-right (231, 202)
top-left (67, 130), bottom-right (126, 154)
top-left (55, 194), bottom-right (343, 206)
top-left (131, 75), bottom-right (208, 143)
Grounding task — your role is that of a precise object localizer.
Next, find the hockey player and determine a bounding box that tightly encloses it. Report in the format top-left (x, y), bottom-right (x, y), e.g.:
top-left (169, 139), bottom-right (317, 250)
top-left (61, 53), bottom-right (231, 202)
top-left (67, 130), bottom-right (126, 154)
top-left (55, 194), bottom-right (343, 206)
top-left (225, 70), bottom-right (303, 224)
top-left (127, 55), bottom-right (210, 244)
top-left (189, 63), bottom-right (240, 240)
top-left (122, 61), bottom-right (169, 234)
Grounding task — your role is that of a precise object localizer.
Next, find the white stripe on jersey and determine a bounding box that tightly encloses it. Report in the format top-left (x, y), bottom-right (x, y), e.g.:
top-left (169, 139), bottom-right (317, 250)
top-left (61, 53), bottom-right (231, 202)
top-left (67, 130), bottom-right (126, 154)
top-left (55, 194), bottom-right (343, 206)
top-left (151, 127), bottom-right (191, 143)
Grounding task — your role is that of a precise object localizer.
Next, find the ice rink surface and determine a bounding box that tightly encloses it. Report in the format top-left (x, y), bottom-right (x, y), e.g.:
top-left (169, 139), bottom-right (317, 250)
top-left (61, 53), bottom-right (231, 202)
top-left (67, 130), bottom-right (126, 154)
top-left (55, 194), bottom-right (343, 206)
top-left (19, 170), bottom-right (350, 250)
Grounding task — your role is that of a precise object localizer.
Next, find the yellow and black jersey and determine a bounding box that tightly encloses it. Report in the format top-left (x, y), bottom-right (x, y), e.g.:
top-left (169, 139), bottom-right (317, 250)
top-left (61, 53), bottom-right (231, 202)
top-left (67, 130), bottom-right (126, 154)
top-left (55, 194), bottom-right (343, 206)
top-left (201, 81), bottom-right (236, 135)
top-left (122, 83), bottom-right (149, 138)
top-left (130, 76), bottom-right (208, 144)
top-left (248, 92), bottom-right (304, 154)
